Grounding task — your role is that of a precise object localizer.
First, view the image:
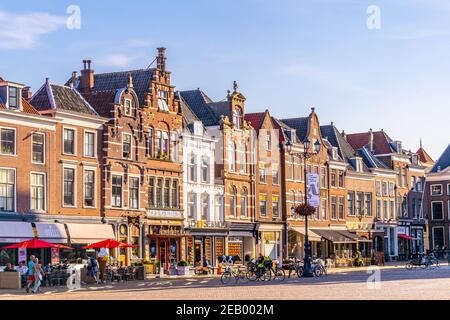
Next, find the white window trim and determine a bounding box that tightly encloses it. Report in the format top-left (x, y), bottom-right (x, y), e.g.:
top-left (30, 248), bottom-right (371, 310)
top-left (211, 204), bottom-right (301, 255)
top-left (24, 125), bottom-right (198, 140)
top-left (0, 167), bottom-right (16, 212)
top-left (431, 201), bottom-right (444, 221)
top-left (82, 167), bottom-right (97, 209)
top-left (83, 129), bottom-right (97, 158)
top-left (31, 132), bottom-right (45, 165)
top-left (430, 184), bottom-right (443, 196)
top-left (128, 174), bottom-right (140, 210)
top-left (62, 126), bottom-right (77, 156)
top-left (447, 183), bottom-right (450, 196)
top-left (122, 133), bottom-right (133, 160)
top-left (259, 194), bottom-right (267, 217)
top-left (111, 173), bottom-right (124, 209)
top-left (124, 98), bottom-right (133, 116)
top-left (30, 171), bottom-right (46, 213)
top-left (62, 164), bottom-right (77, 208)
top-left (0, 126), bottom-right (17, 157)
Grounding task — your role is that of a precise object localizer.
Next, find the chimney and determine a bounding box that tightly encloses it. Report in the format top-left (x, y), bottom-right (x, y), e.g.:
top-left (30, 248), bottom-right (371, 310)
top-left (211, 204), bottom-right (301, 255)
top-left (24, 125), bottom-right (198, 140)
top-left (22, 86), bottom-right (32, 100)
top-left (341, 130), bottom-right (347, 140)
top-left (80, 59), bottom-right (94, 93)
top-left (369, 128), bottom-right (374, 152)
top-left (70, 71), bottom-right (77, 87)
top-left (157, 47), bottom-right (167, 72)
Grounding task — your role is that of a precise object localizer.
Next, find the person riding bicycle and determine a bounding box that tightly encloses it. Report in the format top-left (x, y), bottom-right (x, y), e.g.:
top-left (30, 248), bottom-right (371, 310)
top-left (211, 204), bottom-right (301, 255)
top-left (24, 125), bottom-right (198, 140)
top-left (255, 254), bottom-right (265, 278)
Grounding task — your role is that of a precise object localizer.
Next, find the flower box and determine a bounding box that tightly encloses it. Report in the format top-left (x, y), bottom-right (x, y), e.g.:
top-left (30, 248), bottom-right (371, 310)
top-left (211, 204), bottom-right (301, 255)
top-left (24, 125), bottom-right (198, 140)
top-left (177, 266), bottom-right (190, 276)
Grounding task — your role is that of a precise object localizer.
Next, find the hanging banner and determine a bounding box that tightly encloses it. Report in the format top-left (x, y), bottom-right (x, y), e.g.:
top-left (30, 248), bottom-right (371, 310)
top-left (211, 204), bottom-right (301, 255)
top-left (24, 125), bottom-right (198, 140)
top-left (307, 173), bottom-right (320, 208)
top-left (18, 248), bottom-right (27, 264)
top-left (51, 248), bottom-right (60, 264)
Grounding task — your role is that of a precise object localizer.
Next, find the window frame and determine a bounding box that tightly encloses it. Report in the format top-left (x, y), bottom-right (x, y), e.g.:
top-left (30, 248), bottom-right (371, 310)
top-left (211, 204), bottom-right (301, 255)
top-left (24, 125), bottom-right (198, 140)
top-left (430, 184), bottom-right (443, 196)
top-left (62, 127), bottom-right (77, 156)
top-left (62, 165), bottom-right (76, 208)
top-left (111, 174), bottom-right (124, 208)
top-left (0, 167), bottom-right (16, 212)
top-left (30, 171), bottom-right (46, 212)
top-left (83, 129), bottom-right (97, 158)
top-left (31, 132), bottom-right (45, 164)
top-left (122, 133), bottom-right (132, 160)
top-left (83, 168), bottom-right (96, 208)
top-left (128, 176), bottom-right (140, 210)
top-left (0, 127), bottom-right (16, 156)
top-left (431, 201), bottom-right (444, 221)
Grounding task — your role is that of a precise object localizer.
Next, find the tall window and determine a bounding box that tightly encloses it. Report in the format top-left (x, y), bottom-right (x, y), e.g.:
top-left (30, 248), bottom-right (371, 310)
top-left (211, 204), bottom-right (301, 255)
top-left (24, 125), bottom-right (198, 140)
top-left (8, 87), bottom-right (19, 109)
top-left (32, 133), bottom-right (44, 163)
top-left (157, 131), bottom-right (169, 157)
top-left (289, 192), bottom-right (295, 218)
top-left (124, 98), bottom-right (133, 116)
top-left (111, 175), bottom-right (122, 208)
top-left (288, 155), bottom-right (294, 180)
top-left (383, 200), bottom-right (388, 219)
top-left (201, 157), bottom-right (209, 183)
top-left (156, 179), bottom-right (163, 207)
top-left (365, 193), bottom-right (372, 216)
top-left (356, 192), bottom-right (363, 216)
top-left (148, 177), bottom-right (155, 207)
top-left (83, 170), bottom-right (95, 207)
top-left (259, 163), bottom-right (266, 183)
top-left (412, 198), bottom-right (417, 219)
top-left (129, 177), bottom-right (139, 209)
top-left (240, 143), bottom-right (246, 173)
top-left (338, 171), bottom-right (344, 188)
top-left (402, 167), bottom-right (407, 188)
top-left (188, 154), bottom-right (197, 182)
top-left (347, 192), bottom-right (355, 216)
top-left (163, 179), bottom-right (170, 207)
top-left (171, 180), bottom-right (178, 208)
top-left (265, 133), bottom-right (271, 151)
top-left (122, 134), bottom-right (132, 159)
top-left (63, 168), bottom-right (75, 206)
top-left (331, 170), bottom-right (337, 187)
top-left (376, 200), bottom-right (381, 219)
top-left (272, 195), bottom-right (280, 217)
top-left (241, 188), bottom-right (248, 217)
top-left (172, 132), bottom-right (179, 161)
top-left (0, 128), bottom-right (15, 155)
top-left (233, 108), bottom-right (242, 129)
top-left (320, 167), bottom-right (327, 188)
top-left (389, 182), bottom-right (395, 197)
top-left (230, 186), bottom-right (237, 216)
top-left (431, 202), bottom-right (443, 220)
top-left (228, 141), bottom-right (235, 171)
top-left (259, 195), bottom-right (267, 217)
top-left (0, 169), bottom-right (15, 211)
top-left (31, 173), bottom-right (45, 211)
top-left (382, 182), bottom-right (388, 196)
top-left (338, 197), bottom-right (345, 220)
top-left (188, 193), bottom-right (196, 219)
top-left (331, 196), bottom-right (337, 219)
top-left (201, 194), bottom-right (209, 220)
top-left (148, 128), bottom-right (154, 158)
top-left (321, 199), bottom-right (327, 219)
top-left (272, 164), bottom-right (279, 185)
top-left (390, 201), bottom-right (395, 219)
top-left (376, 181), bottom-right (381, 196)
top-left (84, 131), bottom-right (95, 157)
top-left (63, 128), bottom-right (75, 155)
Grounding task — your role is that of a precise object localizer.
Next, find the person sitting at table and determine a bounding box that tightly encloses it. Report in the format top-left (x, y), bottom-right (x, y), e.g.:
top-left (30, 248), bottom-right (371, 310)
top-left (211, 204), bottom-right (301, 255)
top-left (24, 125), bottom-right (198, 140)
top-left (3, 263), bottom-right (17, 272)
top-left (18, 261), bottom-right (28, 275)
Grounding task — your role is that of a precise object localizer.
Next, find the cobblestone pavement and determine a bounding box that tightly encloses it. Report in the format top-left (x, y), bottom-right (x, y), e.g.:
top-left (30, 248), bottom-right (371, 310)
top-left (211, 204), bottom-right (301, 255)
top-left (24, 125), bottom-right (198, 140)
top-left (2, 264), bottom-right (450, 300)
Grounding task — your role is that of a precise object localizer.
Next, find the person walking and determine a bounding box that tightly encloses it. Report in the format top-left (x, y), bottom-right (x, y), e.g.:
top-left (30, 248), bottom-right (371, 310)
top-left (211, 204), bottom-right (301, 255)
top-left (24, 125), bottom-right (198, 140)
top-left (25, 255), bottom-right (35, 293)
top-left (87, 254), bottom-right (99, 284)
top-left (31, 257), bottom-right (44, 294)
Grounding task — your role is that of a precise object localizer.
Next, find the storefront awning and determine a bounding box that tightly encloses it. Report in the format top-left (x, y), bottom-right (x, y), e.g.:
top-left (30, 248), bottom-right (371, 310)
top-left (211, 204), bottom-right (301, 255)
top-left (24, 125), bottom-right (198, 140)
top-left (311, 229), bottom-right (357, 244)
top-left (336, 230), bottom-right (372, 243)
top-left (0, 221), bottom-right (34, 243)
top-left (228, 231), bottom-right (254, 238)
top-left (34, 223), bottom-right (68, 243)
top-left (65, 223), bottom-right (115, 244)
top-left (289, 227), bottom-right (321, 242)
top-left (398, 234), bottom-right (416, 240)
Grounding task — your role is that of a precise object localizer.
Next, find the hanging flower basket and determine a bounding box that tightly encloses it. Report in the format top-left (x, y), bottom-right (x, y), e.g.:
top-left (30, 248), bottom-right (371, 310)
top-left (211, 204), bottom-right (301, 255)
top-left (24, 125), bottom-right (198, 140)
top-left (294, 204), bottom-right (316, 217)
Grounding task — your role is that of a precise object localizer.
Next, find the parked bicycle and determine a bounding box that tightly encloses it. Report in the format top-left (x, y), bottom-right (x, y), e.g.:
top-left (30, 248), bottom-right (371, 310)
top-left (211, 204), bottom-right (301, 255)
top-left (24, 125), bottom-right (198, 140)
top-left (284, 257), bottom-right (304, 278)
top-left (220, 265), bottom-right (248, 285)
top-left (406, 254), bottom-right (439, 270)
top-left (312, 257), bottom-right (327, 277)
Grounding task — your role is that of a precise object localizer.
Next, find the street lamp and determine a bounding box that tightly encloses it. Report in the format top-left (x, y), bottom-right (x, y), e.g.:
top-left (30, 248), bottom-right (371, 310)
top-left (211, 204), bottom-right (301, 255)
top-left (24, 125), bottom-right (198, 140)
top-left (286, 138), bottom-right (321, 277)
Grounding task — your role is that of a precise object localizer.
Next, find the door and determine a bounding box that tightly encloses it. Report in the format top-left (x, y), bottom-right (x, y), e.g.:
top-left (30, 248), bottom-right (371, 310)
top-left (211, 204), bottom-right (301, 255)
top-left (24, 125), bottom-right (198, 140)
top-left (194, 241), bottom-right (202, 266)
top-left (160, 240), bottom-right (168, 271)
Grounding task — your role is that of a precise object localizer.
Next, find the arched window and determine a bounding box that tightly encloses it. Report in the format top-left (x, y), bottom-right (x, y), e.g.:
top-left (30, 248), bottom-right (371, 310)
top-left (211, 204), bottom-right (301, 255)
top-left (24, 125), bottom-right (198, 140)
top-left (241, 188), bottom-right (248, 217)
top-left (230, 186), bottom-right (237, 217)
top-left (233, 108), bottom-right (242, 129)
top-left (240, 143), bottom-right (246, 173)
top-left (227, 140), bottom-right (235, 171)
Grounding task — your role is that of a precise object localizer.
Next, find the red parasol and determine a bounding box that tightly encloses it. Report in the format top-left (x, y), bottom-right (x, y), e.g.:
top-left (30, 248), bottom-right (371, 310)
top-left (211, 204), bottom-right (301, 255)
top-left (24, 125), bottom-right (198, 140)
top-left (82, 239), bottom-right (135, 249)
top-left (3, 238), bottom-right (73, 249)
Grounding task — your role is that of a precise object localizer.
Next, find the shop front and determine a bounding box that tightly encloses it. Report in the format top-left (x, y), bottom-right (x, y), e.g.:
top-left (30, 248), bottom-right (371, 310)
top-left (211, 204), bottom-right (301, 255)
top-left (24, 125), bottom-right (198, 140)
top-left (0, 221), bottom-right (35, 265)
top-left (397, 225), bottom-right (415, 260)
top-left (227, 222), bottom-right (256, 263)
top-left (257, 224), bottom-right (283, 261)
top-left (34, 222), bottom-right (70, 264)
top-left (410, 226), bottom-right (424, 254)
top-left (287, 226), bottom-right (322, 259)
top-left (311, 229), bottom-right (357, 260)
top-left (185, 221), bottom-right (229, 267)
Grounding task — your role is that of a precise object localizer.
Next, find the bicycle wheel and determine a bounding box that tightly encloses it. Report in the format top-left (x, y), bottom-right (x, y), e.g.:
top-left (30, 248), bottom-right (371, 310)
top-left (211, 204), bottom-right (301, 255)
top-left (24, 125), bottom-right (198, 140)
top-left (246, 270), bottom-right (257, 281)
top-left (220, 272), bottom-right (232, 285)
top-left (265, 269), bottom-right (272, 281)
top-left (274, 269), bottom-right (285, 281)
top-left (261, 271), bottom-right (270, 281)
top-left (405, 263), bottom-right (413, 270)
top-left (296, 266), bottom-right (304, 278)
top-left (238, 271), bottom-right (248, 284)
top-left (313, 266), bottom-right (323, 277)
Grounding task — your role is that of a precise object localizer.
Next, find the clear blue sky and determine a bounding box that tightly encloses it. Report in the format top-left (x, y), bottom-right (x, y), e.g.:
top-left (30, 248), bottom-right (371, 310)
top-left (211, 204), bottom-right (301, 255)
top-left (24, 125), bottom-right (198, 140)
top-left (0, 0), bottom-right (448, 159)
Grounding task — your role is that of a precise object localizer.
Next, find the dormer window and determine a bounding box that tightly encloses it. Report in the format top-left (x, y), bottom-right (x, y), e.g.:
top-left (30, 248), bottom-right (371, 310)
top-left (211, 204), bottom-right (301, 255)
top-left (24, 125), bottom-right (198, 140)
top-left (332, 147), bottom-right (338, 160)
top-left (356, 158), bottom-right (363, 172)
top-left (411, 154), bottom-right (419, 165)
top-left (8, 87), bottom-right (20, 110)
top-left (124, 98), bottom-right (133, 116)
top-left (396, 141), bottom-right (402, 154)
top-left (233, 108), bottom-right (242, 129)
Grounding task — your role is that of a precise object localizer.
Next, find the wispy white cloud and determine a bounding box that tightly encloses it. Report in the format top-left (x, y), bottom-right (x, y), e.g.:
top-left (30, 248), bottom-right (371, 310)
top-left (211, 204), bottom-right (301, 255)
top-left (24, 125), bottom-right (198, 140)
top-left (97, 54), bottom-right (137, 68)
top-left (0, 10), bottom-right (67, 49)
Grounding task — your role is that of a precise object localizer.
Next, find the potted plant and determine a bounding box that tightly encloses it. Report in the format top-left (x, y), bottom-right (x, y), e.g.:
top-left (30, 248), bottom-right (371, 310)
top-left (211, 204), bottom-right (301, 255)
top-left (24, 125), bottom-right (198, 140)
top-left (177, 261), bottom-right (190, 276)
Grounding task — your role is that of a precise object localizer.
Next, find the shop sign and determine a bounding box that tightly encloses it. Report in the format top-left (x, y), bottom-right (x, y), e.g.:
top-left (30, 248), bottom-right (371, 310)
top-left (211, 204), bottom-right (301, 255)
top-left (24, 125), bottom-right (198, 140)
top-left (397, 226), bottom-right (407, 234)
top-left (147, 210), bottom-right (182, 219)
top-left (307, 173), bottom-right (320, 208)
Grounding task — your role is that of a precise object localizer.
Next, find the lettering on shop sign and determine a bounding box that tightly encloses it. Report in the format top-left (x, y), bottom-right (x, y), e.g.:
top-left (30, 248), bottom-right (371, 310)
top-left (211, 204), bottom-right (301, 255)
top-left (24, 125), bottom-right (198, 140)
top-left (147, 210), bottom-right (182, 219)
